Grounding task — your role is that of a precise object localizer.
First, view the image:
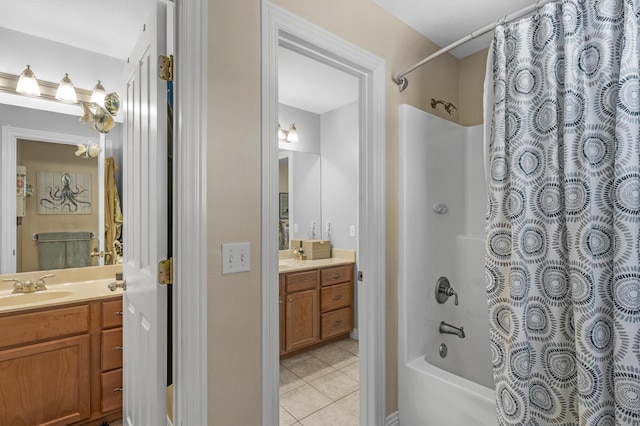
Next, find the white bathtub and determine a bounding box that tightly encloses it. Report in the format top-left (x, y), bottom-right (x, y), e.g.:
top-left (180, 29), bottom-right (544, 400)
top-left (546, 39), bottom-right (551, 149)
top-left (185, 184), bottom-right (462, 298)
top-left (398, 104), bottom-right (496, 425)
top-left (400, 355), bottom-right (496, 426)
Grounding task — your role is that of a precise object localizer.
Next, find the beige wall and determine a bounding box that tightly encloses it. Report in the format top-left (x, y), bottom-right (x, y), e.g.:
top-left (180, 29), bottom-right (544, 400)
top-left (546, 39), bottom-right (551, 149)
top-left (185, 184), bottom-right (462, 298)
top-left (207, 1), bottom-right (488, 423)
top-left (208, 1), bottom-right (263, 425)
top-left (459, 48), bottom-right (489, 126)
top-left (17, 139), bottom-right (99, 272)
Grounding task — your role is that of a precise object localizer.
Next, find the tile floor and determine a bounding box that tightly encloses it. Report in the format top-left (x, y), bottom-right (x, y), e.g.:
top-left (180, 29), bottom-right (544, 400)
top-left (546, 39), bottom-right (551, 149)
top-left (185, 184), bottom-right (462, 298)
top-left (108, 338), bottom-right (359, 426)
top-left (280, 338), bottom-right (359, 426)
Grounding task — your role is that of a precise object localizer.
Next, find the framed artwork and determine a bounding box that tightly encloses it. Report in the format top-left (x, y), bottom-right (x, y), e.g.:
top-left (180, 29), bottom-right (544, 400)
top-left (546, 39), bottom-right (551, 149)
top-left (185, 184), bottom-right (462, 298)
top-left (279, 192), bottom-right (289, 219)
top-left (37, 171), bottom-right (92, 214)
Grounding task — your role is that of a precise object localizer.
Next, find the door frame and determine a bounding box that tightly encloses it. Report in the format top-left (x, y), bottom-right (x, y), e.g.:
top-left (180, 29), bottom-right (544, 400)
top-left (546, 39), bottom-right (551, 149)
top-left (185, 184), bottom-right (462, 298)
top-left (261, 3), bottom-right (387, 425)
top-left (172, 0), bottom-right (208, 424)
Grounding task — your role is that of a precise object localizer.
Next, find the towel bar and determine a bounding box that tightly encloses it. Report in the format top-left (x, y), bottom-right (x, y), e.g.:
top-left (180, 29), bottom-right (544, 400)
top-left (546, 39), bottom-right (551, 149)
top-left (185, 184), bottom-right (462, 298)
top-left (33, 231), bottom-right (95, 242)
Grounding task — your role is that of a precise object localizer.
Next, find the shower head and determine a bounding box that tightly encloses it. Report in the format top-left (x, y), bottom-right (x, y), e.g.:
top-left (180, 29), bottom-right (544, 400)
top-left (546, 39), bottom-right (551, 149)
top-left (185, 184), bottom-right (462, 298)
top-left (430, 98), bottom-right (457, 115)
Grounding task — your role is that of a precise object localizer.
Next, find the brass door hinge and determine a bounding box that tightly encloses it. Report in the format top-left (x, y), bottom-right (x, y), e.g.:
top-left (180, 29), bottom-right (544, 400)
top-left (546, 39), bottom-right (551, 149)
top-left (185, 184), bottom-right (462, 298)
top-left (159, 55), bottom-right (173, 81)
top-left (158, 258), bottom-right (173, 285)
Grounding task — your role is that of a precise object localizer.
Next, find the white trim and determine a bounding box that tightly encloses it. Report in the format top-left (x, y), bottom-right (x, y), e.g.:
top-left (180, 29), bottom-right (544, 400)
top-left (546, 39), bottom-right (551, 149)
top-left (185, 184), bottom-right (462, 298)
top-left (0, 126), bottom-right (100, 274)
top-left (172, 0), bottom-right (208, 424)
top-left (261, 3), bottom-right (386, 425)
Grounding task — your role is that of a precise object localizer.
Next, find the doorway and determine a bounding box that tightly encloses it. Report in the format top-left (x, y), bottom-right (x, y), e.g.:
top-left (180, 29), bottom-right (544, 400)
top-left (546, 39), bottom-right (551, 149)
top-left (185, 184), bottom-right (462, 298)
top-left (277, 45), bottom-right (360, 423)
top-left (261, 4), bottom-right (387, 425)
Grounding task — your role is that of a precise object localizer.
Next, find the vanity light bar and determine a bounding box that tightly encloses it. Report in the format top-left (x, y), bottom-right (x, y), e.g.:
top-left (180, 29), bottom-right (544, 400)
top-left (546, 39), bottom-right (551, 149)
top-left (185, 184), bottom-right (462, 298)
top-left (0, 71), bottom-right (92, 104)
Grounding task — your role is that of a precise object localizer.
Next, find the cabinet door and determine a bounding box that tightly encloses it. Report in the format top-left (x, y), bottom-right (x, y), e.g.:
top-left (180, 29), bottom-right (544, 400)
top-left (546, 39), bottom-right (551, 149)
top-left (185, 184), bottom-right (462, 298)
top-left (285, 289), bottom-right (319, 352)
top-left (0, 334), bottom-right (90, 426)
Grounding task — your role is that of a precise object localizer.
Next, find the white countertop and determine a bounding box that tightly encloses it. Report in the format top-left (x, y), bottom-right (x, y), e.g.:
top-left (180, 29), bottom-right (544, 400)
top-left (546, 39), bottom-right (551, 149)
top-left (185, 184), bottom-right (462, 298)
top-left (0, 265), bottom-right (123, 315)
top-left (278, 249), bottom-right (356, 273)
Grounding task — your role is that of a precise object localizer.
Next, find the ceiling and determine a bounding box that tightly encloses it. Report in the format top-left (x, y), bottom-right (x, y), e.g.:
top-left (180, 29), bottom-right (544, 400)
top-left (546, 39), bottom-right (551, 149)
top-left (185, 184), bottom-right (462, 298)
top-left (0, 0), bottom-right (534, 113)
top-left (0, 0), bottom-right (152, 60)
top-left (373, 0), bottom-right (535, 59)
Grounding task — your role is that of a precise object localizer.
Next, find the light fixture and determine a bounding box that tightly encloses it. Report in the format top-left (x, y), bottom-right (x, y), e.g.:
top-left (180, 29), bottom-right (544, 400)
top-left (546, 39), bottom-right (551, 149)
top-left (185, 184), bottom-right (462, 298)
top-left (90, 80), bottom-right (106, 106)
top-left (278, 123), bottom-right (299, 143)
top-left (431, 98), bottom-right (457, 115)
top-left (16, 65), bottom-right (40, 96)
top-left (55, 73), bottom-right (78, 103)
top-left (75, 142), bottom-right (101, 158)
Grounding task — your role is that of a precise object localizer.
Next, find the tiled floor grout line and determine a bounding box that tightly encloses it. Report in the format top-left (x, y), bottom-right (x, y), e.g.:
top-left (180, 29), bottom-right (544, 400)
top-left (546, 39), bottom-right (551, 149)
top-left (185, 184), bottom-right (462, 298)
top-left (279, 339), bottom-right (360, 425)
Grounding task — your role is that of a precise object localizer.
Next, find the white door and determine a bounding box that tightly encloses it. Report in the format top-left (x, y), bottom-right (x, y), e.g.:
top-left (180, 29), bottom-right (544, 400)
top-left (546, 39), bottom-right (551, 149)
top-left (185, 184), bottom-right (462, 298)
top-left (122, 2), bottom-right (169, 425)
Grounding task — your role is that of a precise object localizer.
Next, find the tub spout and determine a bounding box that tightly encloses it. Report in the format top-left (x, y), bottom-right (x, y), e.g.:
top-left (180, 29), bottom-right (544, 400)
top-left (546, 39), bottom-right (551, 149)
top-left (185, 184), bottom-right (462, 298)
top-left (439, 321), bottom-right (465, 338)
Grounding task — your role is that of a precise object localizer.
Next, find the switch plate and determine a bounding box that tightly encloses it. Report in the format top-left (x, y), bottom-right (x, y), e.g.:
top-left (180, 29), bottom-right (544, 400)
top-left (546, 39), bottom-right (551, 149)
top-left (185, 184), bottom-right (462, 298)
top-left (350, 225), bottom-right (356, 237)
top-left (222, 242), bottom-right (251, 274)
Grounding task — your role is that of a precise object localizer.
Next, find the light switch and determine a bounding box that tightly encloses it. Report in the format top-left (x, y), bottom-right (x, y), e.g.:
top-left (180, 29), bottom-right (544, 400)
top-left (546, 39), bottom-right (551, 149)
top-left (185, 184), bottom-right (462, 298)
top-left (350, 225), bottom-right (356, 237)
top-left (222, 242), bottom-right (251, 274)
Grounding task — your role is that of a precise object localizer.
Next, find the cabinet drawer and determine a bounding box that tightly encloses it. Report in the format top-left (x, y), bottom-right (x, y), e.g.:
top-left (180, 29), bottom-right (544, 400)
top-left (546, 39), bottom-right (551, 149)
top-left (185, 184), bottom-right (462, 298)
top-left (100, 368), bottom-right (123, 413)
top-left (0, 305), bottom-right (89, 350)
top-left (101, 299), bottom-right (124, 329)
top-left (320, 265), bottom-right (353, 287)
top-left (320, 282), bottom-right (352, 313)
top-left (321, 307), bottom-right (353, 339)
top-left (285, 270), bottom-right (318, 293)
top-left (101, 328), bottom-right (123, 371)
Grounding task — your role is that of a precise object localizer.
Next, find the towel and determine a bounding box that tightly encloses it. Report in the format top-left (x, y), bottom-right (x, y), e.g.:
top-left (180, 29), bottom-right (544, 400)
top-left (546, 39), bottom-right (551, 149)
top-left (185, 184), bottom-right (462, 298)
top-left (37, 231), bottom-right (92, 269)
top-left (37, 232), bottom-right (66, 269)
top-left (104, 157), bottom-right (123, 264)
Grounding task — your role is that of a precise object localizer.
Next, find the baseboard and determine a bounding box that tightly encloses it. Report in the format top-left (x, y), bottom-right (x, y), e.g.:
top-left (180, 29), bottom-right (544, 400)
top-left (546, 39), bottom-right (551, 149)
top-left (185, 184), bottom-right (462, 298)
top-left (350, 328), bottom-right (359, 340)
top-left (386, 410), bottom-right (399, 425)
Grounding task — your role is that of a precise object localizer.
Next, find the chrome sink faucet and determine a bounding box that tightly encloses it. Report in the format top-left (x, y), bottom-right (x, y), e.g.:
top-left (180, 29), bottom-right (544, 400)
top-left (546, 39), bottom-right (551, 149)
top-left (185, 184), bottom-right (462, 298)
top-left (439, 321), bottom-right (466, 338)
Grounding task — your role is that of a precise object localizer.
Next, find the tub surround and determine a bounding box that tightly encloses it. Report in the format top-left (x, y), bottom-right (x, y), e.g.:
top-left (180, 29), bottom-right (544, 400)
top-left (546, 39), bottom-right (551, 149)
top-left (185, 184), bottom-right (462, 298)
top-left (398, 106), bottom-right (495, 425)
top-left (0, 264), bottom-right (123, 314)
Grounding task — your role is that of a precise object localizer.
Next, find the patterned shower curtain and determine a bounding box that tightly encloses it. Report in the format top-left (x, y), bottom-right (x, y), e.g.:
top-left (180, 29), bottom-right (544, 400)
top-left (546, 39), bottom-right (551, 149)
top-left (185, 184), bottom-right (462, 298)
top-left (484, 0), bottom-right (640, 424)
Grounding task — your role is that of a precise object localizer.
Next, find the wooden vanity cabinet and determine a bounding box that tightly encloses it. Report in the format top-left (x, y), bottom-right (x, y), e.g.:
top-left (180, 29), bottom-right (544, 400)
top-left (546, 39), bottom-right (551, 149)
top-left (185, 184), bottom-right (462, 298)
top-left (280, 263), bottom-right (354, 356)
top-left (97, 299), bottom-right (123, 414)
top-left (284, 270), bottom-right (319, 353)
top-left (0, 297), bottom-right (123, 426)
top-left (320, 265), bottom-right (354, 339)
top-left (0, 305), bottom-right (91, 426)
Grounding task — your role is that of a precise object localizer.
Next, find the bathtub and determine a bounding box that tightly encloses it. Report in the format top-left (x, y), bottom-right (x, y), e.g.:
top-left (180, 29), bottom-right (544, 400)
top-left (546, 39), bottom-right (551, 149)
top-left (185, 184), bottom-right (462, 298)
top-left (398, 104), bottom-right (497, 425)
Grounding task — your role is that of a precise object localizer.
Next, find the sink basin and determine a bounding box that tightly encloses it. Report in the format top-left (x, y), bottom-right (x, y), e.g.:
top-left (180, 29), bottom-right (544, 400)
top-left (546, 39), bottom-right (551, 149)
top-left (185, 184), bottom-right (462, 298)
top-left (0, 290), bottom-right (75, 308)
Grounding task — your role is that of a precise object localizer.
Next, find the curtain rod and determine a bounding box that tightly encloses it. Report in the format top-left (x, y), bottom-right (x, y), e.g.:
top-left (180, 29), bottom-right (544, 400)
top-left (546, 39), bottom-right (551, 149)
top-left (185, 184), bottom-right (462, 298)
top-left (393, 0), bottom-right (557, 92)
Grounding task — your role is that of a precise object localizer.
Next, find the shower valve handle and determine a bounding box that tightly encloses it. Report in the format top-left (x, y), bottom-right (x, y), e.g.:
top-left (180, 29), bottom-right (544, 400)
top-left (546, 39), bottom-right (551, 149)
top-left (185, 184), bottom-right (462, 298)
top-left (435, 277), bottom-right (459, 306)
top-left (444, 287), bottom-right (458, 306)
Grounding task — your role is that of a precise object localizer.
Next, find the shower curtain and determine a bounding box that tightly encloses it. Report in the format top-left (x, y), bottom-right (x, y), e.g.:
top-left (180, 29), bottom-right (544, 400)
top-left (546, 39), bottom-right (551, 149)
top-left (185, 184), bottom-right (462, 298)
top-left (484, 1), bottom-right (640, 425)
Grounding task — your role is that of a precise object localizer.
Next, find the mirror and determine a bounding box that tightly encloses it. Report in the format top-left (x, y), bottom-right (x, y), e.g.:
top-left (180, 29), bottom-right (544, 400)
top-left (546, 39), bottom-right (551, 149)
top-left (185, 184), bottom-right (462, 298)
top-left (279, 149), bottom-right (322, 249)
top-left (0, 113), bottom-right (123, 274)
top-left (0, 25), bottom-right (125, 275)
top-left (0, 108), bottom-right (122, 274)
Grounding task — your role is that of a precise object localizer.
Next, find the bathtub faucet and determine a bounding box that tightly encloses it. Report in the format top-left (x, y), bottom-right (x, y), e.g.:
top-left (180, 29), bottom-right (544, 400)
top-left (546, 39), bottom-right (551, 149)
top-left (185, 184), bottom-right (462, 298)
top-left (439, 321), bottom-right (465, 338)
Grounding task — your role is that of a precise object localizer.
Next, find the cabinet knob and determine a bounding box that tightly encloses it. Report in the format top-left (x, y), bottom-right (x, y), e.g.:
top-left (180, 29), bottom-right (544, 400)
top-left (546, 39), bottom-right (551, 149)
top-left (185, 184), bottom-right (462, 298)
top-left (114, 387), bottom-right (123, 392)
top-left (332, 295), bottom-right (342, 300)
top-left (113, 311), bottom-right (124, 316)
top-left (332, 274), bottom-right (342, 279)
top-left (288, 298), bottom-right (293, 302)
top-left (333, 320), bottom-right (343, 326)
top-left (114, 346), bottom-right (124, 351)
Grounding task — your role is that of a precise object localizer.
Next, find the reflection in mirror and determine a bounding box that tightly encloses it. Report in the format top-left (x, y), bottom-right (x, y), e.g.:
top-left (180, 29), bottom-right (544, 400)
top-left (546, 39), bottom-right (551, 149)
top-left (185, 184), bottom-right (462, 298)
top-left (0, 107), bottom-right (123, 274)
top-left (17, 139), bottom-right (100, 272)
top-left (279, 155), bottom-right (289, 249)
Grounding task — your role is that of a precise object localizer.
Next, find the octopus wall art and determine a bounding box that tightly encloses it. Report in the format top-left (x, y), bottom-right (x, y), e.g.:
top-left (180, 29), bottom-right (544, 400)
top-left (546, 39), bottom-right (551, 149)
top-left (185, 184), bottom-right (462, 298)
top-left (37, 171), bottom-right (93, 215)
